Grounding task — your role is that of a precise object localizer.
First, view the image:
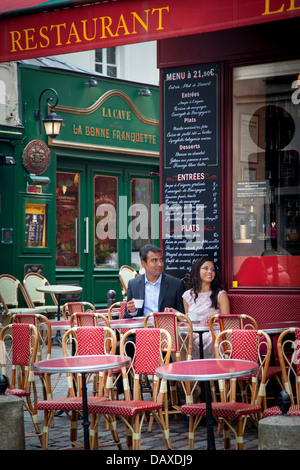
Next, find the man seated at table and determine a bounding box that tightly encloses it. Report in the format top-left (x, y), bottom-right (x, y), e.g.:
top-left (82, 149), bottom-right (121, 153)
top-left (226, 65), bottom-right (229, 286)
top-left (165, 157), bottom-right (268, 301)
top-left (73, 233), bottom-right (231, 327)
top-left (117, 244), bottom-right (185, 394)
top-left (124, 243), bottom-right (185, 321)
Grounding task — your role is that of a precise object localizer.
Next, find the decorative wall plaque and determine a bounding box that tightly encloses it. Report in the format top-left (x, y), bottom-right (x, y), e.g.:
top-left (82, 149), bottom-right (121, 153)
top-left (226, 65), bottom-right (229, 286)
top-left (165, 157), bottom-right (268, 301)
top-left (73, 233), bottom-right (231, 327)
top-left (22, 140), bottom-right (50, 175)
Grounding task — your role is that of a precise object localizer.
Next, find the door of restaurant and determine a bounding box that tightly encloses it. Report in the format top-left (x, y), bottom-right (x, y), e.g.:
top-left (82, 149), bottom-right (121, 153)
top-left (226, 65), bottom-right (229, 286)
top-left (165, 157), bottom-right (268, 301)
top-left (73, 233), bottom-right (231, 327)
top-left (55, 159), bottom-right (159, 304)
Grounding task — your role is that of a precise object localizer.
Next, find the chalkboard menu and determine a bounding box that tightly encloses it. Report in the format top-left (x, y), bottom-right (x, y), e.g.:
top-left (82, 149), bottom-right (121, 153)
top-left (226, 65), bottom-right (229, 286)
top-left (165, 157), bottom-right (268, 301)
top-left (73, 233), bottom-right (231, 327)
top-left (161, 64), bottom-right (221, 280)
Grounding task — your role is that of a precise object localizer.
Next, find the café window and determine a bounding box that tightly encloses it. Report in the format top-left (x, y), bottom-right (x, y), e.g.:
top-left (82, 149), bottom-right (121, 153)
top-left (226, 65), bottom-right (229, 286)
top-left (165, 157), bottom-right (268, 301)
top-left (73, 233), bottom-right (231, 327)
top-left (130, 178), bottom-right (154, 268)
top-left (94, 175), bottom-right (118, 267)
top-left (25, 203), bottom-right (47, 248)
top-left (95, 47), bottom-right (117, 78)
top-left (56, 172), bottom-right (80, 267)
top-left (232, 60), bottom-right (300, 288)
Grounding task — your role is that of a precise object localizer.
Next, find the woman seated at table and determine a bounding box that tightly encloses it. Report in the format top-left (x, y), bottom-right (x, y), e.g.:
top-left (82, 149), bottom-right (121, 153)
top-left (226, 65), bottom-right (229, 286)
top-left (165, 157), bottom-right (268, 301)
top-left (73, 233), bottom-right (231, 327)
top-left (183, 256), bottom-right (230, 358)
top-left (168, 256), bottom-right (230, 359)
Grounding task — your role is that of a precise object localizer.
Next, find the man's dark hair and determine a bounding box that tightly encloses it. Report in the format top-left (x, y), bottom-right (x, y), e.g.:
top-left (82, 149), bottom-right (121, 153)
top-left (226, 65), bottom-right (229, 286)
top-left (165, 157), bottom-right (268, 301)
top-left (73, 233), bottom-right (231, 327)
top-left (139, 244), bottom-right (162, 262)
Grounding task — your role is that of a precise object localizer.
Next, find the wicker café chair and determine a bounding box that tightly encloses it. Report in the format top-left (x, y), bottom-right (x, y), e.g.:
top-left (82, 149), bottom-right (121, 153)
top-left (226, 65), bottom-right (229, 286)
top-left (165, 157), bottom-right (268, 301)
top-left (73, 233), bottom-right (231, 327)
top-left (87, 328), bottom-right (173, 450)
top-left (23, 272), bottom-right (58, 316)
top-left (144, 312), bottom-right (193, 429)
top-left (61, 301), bottom-right (96, 320)
top-left (70, 311), bottom-right (110, 328)
top-left (9, 313), bottom-right (52, 399)
top-left (36, 326), bottom-right (119, 450)
top-left (118, 265), bottom-right (138, 300)
top-left (181, 328), bottom-right (272, 450)
top-left (0, 323), bottom-right (42, 443)
top-left (107, 301), bottom-right (127, 321)
top-left (209, 313), bottom-right (282, 409)
top-left (0, 274), bottom-right (37, 325)
top-left (209, 313), bottom-right (258, 344)
top-left (263, 327), bottom-right (300, 418)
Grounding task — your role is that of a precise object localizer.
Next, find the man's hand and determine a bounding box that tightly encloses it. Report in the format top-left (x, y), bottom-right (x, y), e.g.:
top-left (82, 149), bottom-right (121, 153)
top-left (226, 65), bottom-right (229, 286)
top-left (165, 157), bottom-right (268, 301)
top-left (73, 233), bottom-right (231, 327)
top-left (127, 299), bottom-right (137, 313)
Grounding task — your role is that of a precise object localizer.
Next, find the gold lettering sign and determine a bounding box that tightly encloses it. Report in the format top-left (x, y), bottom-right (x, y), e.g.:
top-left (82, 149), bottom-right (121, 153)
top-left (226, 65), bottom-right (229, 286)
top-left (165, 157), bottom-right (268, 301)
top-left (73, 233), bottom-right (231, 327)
top-left (9, 7), bottom-right (170, 53)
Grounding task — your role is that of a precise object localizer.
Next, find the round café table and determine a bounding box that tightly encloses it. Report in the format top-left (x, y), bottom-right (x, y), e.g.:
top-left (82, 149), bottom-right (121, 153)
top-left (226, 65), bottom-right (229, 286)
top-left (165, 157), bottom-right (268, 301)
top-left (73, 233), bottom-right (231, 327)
top-left (33, 354), bottom-right (130, 450)
top-left (36, 285), bottom-right (82, 345)
top-left (156, 358), bottom-right (258, 450)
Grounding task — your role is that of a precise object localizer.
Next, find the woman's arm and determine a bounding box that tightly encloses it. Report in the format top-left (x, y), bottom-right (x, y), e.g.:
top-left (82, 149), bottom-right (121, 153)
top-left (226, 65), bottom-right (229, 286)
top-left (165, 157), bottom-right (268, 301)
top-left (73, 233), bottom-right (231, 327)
top-left (183, 298), bottom-right (189, 314)
top-left (218, 292), bottom-right (230, 314)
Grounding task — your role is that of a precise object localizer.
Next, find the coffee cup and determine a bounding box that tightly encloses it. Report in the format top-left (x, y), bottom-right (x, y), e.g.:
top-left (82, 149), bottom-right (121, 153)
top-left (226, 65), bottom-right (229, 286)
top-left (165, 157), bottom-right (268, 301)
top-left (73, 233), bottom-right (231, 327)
top-left (134, 299), bottom-right (144, 309)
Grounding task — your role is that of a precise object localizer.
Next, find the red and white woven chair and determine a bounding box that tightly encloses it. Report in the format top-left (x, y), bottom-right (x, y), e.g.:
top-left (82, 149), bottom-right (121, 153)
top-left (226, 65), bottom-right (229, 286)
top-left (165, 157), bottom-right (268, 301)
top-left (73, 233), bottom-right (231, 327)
top-left (181, 328), bottom-right (272, 450)
top-left (209, 313), bottom-right (283, 409)
top-left (87, 327), bottom-right (173, 450)
top-left (61, 301), bottom-right (96, 320)
top-left (263, 327), bottom-right (300, 418)
top-left (70, 311), bottom-right (110, 328)
top-left (209, 313), bottom-right (258, 344)
top-left (107, 301), bottom-right (126, 321)
top-left (9, 313), bottom-right (52, 399)
top-left (144, 312), bottom-right (193, 428)
top-left (36, 326), bottom-right (119, 450)
top-left (0, 323), bottom-right (42, 443)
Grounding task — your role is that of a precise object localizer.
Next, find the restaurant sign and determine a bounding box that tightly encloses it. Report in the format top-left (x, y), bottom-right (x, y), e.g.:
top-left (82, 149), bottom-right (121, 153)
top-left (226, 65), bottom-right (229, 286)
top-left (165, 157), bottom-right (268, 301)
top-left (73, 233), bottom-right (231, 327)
top-left (51, 89), bottom-right (159, 157)
top-left (1, 0), bottom-right (300, 62)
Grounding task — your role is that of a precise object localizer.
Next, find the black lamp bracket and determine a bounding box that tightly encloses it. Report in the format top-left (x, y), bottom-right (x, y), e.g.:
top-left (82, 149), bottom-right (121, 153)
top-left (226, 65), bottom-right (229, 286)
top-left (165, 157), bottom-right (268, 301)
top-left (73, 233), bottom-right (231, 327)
top-left (35, 88), bottom-right (59, 134)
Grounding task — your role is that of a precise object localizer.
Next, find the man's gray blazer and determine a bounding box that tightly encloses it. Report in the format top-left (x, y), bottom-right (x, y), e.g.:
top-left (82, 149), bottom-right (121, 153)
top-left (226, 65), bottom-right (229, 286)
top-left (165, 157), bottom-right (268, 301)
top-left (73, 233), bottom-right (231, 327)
top-left (123, 272), bottom-right (185, 318)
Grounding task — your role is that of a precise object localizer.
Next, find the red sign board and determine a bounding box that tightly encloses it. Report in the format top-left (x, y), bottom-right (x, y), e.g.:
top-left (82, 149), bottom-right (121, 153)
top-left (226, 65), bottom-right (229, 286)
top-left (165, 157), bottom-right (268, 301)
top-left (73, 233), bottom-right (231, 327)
top-left (1, 0), bottom-right (300, 62)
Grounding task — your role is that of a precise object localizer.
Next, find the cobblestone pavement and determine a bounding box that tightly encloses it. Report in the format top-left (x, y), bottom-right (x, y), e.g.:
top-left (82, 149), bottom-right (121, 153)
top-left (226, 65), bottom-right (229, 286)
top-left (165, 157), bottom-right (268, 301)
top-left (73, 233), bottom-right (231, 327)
top-left (23, 344), bottom-right (259, 453)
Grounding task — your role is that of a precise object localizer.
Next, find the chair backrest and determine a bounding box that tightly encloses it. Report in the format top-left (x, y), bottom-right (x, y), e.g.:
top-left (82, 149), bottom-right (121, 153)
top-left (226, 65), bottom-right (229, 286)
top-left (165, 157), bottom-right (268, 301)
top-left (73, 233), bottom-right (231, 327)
top-left (9, 313), bottom-right (52, 361)
top-left (63, 326), bottom-right (117, 356)
top-left (23, 272), bottom-right (57, 306)
top-left (62, 326), bottom-right (117, 397)
top-left (214, 328), bottom-right (272, 405)
top-left (107, 301), bottom-right (128, 336)
top-left (209, 313), bottom-right (258, 344)
top-left (277, 327), bottom-right (300, 405)
top-left (107, 301), bottom-right (126, 321)
top-left (119, 265), bottom-right (138, 299)
top-left (144, 311), bottom-right (193, 361)
top-left (0, 323), bottom-right (39, 391)
top-left (62, 301), bottom-right (95, 320)
top-left (70, 312), bottom-right (110, 328)
top-left (0, 291), bottom-right (9, 315)
top-left (0, 274), bottom-right (34, 308)
top-left (120, 328), bottom-right (172, 401)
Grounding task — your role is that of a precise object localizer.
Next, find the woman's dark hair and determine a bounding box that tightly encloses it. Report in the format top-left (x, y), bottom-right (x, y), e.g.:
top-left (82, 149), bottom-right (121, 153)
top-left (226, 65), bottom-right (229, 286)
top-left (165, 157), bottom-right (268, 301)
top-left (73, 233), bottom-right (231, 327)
top-left (187, 256), bottom-right (222, 309)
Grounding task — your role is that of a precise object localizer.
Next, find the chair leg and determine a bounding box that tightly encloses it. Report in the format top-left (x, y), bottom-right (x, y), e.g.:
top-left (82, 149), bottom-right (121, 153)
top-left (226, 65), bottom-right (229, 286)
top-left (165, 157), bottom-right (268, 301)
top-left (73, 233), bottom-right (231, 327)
top-left (41, 411), bottom-right (50, 450)
top-left (152, 409), bottom-right (173, 450)
top-left (24, 397), bottom-right (42, 444)
top-left (188, 415), bottom-right (195, 450)
top-left (90, 414), bottom-right (122, 450)
top-left (236, 417), bottom-right (244, 450)
top-left (222, 420), bottom-right (231, 450)
top-left (70, 410), bottom-right (78, 444)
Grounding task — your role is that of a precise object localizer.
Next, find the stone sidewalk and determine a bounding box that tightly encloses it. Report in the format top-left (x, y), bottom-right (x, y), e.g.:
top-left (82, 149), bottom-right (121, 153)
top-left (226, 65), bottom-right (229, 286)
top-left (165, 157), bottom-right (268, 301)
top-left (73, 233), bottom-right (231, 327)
top-left (23, 344), bottom-right (259, 452)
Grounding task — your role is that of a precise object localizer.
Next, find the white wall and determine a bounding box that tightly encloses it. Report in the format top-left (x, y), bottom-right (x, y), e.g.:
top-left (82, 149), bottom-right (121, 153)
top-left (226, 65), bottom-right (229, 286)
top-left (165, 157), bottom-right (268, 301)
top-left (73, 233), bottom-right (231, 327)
top-left (55, 41), bottom-right (159, 86)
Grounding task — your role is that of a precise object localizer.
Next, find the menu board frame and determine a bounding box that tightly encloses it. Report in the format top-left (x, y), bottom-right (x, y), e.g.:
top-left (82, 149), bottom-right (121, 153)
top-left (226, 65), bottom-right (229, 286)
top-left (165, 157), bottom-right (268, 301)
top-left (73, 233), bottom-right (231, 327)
top-left (161, 64), bottom-right (222, 281)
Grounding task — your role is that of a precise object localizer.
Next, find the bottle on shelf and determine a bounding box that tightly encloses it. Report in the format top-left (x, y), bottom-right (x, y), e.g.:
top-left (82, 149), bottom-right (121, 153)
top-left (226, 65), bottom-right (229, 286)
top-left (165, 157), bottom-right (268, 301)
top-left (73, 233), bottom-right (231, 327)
top-left (245, 202), bottom-right (257, 238)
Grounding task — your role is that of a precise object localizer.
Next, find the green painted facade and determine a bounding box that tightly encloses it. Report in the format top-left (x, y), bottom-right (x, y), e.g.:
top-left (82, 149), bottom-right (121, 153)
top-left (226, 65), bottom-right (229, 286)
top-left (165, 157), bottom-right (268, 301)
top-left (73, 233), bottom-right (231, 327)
top-left (0, 61), bottom-right (159, 308)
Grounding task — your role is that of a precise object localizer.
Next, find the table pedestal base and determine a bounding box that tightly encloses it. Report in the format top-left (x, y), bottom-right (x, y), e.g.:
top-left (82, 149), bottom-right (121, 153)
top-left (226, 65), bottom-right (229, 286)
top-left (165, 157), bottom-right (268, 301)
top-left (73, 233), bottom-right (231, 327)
top-left (204, 381), bottom-right (216, 450)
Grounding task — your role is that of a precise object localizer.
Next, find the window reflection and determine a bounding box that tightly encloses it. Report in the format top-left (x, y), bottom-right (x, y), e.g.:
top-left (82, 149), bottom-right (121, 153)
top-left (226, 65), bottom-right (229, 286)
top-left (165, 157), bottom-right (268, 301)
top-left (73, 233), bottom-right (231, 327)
top-left (232, 60), bottom-right (300, 287)
top-left (56, 172), bottom-right (80, 267)
top-left (94, 175), bottom-right (118, 267)
top-left (131, 178), bottom-right (154, 268)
